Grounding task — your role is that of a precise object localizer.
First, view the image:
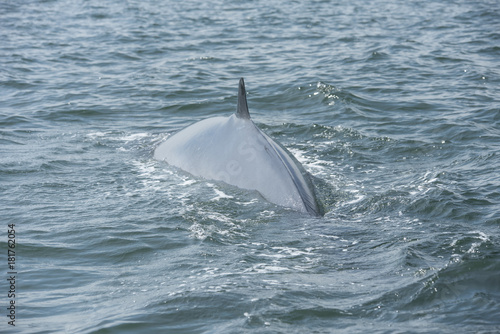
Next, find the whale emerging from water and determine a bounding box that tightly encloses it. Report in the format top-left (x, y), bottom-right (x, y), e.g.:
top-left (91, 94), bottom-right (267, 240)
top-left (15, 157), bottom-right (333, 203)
top-left (154, 78), bottom-right (323, 216)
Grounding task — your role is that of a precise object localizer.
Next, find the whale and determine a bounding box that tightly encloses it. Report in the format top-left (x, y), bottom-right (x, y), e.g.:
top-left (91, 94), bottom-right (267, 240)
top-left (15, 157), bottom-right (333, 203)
top-left (154, 78), bottom-right (324, 216)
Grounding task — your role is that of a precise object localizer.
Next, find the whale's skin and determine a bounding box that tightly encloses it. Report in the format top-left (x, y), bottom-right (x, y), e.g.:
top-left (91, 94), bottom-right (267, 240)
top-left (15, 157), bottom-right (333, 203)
top-left (154, 79), bottom-right (323, 216)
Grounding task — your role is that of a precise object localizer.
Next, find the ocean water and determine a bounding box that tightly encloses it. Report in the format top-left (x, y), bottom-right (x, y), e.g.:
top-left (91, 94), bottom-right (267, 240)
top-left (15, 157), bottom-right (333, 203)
top-left (1, 0), bottom-right (500, 332)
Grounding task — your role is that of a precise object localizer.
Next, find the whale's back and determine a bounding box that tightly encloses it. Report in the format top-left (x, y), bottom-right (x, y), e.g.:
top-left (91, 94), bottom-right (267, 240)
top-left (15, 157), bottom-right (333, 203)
top-left (154, 79), bottom-right (323, 216)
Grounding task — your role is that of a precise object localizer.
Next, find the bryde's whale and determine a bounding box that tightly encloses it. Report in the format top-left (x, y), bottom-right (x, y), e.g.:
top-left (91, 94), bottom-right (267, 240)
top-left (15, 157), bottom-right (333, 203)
top-left (154, 78), bottom-right (324, 216)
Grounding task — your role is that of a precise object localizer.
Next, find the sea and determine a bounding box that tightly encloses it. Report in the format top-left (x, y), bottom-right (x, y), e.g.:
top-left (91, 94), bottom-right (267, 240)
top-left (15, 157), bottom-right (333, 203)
top-left (1, 0), bottom-right (499, 333)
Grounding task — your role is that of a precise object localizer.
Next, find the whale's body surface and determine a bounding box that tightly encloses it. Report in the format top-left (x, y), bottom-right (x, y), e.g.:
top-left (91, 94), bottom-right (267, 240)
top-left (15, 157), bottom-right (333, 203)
top-left (154, 79), bottom-right (323, 216)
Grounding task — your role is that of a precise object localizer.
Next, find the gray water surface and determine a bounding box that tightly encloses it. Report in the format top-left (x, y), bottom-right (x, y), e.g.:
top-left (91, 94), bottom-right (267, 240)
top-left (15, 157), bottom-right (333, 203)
top-left (1, 0), bottom-right (499, 333)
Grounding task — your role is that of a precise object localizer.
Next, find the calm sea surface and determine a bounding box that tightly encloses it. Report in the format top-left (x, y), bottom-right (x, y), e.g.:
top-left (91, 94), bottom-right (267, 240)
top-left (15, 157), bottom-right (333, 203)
top-left (1, 0), bottom-right (500, 333)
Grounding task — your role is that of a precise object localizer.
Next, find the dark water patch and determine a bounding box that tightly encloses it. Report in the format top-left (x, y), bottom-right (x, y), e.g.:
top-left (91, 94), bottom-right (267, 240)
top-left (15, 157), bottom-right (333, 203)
top-left (0, 114), bottom-right (34, 128)
top-left (404, 257), bottom-right (500, 324)
top-left (0, 137), bottom-right (25, 146)
top-left (276, 305), bottom-right (350, 325)
top-left (22, 267), bottom-right (100, 291)
top-left (39, 107), bottom-right (119, 123)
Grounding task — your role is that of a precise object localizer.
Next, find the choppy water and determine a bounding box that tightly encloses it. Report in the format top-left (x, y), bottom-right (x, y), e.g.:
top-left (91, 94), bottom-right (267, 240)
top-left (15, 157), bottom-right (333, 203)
top-left (1, 0), bottom-right (500, 333)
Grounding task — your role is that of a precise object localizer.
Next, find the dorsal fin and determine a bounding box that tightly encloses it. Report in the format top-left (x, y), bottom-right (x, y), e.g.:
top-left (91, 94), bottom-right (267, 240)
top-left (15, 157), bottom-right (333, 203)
top-left (236, 78), bottom-right (251, 119)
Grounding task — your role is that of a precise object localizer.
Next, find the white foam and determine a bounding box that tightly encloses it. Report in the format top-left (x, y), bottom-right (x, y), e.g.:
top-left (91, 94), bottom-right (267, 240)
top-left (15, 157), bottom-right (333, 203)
top-left (120, 133), bottom-right (149, 142)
